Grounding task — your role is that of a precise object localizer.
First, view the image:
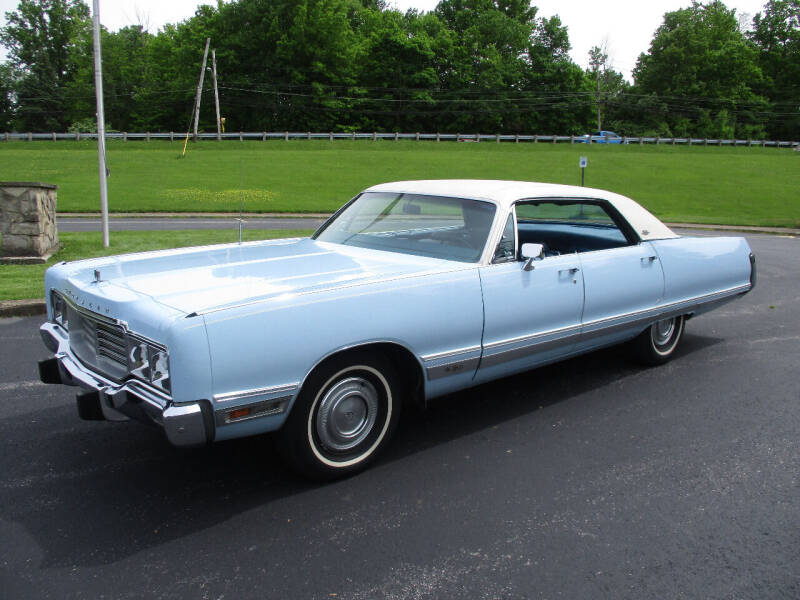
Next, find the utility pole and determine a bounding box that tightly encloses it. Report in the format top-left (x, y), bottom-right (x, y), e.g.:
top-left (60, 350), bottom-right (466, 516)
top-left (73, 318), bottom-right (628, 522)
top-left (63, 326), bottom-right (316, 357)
top-left (192, 38), bottom-right (211, 141)
top-left (211, 49), bottom-right (221, 141)
top-left (92, 0), bottom-right (109, 248)
top-left (596, 67), bottom-right (602, 132)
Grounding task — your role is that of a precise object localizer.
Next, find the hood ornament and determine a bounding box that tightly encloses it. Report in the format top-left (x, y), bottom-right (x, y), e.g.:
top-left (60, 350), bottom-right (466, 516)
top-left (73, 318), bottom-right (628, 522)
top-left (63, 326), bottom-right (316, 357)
top-left (94, 269), bottom-right (101, 283)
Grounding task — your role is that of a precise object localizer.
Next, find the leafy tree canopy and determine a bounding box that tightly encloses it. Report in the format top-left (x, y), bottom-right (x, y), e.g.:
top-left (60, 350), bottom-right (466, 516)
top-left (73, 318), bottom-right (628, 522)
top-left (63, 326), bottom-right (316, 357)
top-left (0, 0), bottom-right (91, 129)
top-left (633, 0), bottom-right (768, 138)
top-left (0, 0), bottom-right (796, 139)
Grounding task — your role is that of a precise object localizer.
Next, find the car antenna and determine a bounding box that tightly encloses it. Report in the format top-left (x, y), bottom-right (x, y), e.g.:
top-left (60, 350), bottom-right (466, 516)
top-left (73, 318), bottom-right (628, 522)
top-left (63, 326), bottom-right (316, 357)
top-left (236, 198), bottom-right (245, 244)
top-left (236, 162), bottom-right (245, 244)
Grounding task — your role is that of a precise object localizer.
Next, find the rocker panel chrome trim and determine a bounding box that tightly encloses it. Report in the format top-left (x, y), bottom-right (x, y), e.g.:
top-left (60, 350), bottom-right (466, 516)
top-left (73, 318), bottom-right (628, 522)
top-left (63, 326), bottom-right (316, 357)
top-left (480, 334), bottom-right (574, 369)
top-left (483, 323), bottom-right (582, 352)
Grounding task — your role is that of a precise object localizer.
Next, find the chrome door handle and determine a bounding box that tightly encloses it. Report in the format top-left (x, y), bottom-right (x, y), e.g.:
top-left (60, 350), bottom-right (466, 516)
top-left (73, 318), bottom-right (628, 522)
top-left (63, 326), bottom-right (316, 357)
top-left (642, 255), bottom-right (658, 263)
top-left (559, 267), bottom-right (580, 274)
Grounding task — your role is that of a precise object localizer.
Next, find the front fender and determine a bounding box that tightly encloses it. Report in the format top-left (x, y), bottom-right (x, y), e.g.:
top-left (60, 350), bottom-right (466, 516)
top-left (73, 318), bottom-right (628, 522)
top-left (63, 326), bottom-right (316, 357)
top-left (202, 267), bottom-right (484, 440)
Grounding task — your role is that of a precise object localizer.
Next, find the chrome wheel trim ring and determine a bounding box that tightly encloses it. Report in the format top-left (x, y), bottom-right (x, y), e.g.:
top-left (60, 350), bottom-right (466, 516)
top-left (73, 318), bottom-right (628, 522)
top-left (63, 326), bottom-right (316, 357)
top-left (652, 317), bottom-right (676, 347)
top-left (315, 377), bottom-right (378, 452)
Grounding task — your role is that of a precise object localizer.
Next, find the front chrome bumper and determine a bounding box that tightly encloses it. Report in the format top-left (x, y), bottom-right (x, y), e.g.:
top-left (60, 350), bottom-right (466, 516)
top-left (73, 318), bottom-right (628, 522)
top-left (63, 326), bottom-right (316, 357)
top-left (39, 322), bottom-right (211, 447)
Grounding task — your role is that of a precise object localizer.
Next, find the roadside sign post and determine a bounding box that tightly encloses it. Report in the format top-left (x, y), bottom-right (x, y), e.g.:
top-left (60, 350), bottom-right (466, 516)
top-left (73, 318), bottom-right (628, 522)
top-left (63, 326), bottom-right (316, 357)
top-left (579, 156), bottom-right (587, 187)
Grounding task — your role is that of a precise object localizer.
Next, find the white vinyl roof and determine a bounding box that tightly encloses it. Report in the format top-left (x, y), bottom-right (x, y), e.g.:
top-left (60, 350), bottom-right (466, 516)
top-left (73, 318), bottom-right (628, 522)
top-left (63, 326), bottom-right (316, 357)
top-left (365, 179), bottom-right (678, 241)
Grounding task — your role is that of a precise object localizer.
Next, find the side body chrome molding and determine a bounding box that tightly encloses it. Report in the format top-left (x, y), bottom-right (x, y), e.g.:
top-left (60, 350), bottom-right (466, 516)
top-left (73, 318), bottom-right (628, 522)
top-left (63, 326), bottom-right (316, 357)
top-left (422, 283), bottom-right (751, 381)
top-left (421, 345), bottom-right (482, 380)
top-left (213, 382), bottom-right (299, 403)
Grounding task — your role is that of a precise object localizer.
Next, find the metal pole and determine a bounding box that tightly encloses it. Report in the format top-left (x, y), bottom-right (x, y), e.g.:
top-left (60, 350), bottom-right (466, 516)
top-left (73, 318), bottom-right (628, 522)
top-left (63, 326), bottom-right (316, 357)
top-left (211, 49), bottom-right (221, 141)
top-left (92, 0), bottom-right (109, 248)
top-left (193, 38), bottom-right (211, 141)
top-left (596, 68), bottom-right (602, 132)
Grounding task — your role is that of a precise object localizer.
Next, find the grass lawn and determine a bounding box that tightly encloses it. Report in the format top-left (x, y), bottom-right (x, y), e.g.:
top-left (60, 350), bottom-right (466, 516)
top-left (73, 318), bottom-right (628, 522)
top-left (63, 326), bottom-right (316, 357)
top-left (0, 229), bottom-right (313, 301)
top-left (0, 139), bottom-right (797, 227)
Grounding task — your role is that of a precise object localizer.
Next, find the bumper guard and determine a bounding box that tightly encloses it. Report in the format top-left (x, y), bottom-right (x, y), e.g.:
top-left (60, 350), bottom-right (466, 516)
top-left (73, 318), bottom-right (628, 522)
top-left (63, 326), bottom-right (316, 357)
top-left (39, 322), bottom-right (211, 447)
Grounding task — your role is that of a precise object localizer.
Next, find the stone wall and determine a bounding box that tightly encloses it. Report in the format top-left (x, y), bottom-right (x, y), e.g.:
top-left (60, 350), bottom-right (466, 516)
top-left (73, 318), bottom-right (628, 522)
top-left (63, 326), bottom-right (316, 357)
top-left (0, 182), bottom-right (59, 260)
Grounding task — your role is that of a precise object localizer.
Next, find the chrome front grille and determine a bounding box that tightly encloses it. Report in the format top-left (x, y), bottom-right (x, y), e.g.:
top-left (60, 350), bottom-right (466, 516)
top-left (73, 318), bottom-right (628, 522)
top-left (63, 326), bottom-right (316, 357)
top-left (95, 321), bottom-right (127, 364)
top-left (68, 305), bottom-right (129, 380)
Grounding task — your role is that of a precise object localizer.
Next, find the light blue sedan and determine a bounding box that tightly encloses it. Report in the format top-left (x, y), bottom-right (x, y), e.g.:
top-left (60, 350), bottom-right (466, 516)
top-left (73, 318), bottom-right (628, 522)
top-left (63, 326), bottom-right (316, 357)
top-left (38, 181), bottom-right (755, 479)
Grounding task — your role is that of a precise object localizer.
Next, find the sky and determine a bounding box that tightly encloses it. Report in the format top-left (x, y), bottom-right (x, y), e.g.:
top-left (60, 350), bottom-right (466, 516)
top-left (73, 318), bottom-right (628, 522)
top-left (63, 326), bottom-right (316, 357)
top-left (0, 0), bottom-right (771, 80)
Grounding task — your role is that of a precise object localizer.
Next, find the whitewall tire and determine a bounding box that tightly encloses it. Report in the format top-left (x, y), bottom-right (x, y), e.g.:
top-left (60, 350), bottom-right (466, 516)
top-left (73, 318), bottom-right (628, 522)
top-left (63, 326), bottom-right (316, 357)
top-left (276, 351), bottom-right (401, 480)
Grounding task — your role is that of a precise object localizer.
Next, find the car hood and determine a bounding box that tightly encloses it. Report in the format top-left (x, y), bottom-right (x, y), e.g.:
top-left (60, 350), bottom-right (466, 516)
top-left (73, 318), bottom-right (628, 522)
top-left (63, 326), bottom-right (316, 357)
top-left (53, 237), bottom-right (460, 315)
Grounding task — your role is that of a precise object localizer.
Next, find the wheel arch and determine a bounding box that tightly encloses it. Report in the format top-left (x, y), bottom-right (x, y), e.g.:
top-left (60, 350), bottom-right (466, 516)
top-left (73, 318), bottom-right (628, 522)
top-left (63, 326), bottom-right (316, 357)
top-left (636, 310), bottom-right (694, 338)
top-left (297, 341), bottom-right (426, 411)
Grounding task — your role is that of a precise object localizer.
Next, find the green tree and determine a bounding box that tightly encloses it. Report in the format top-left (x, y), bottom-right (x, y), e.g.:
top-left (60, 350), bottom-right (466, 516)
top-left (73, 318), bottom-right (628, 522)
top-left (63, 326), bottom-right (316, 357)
top-left (0, 63), bottom-right (16, 129)
top-left (274, 0), bottom-right (360, 130)
top-left (587, 45), bottom-right (607, 131)
top-left (633, 0), bottom-right (768, 138)
top-left (96, 26), bottom-right (155, 131)
top-left (433, 0), bottom-right (536, 132)
top-left (585, 44), bottom-right (635, 135)
top-left (0, 0), bottom-right (92, 130)
top-left (520, 15), bottom-right (593, 135)
top-left (355, 9), bottom-right (439, 132)
top-left (750, 0), bottom-right (800, 139)
top-left (429, 0), bottom-right (591, 134)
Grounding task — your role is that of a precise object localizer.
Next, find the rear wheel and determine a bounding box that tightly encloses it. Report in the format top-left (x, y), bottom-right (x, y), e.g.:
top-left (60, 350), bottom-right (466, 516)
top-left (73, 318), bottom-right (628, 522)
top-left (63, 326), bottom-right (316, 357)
top-left (632, 315), bottom-right (685, 365)
top-left (277, 351), bottom-right (401, 480)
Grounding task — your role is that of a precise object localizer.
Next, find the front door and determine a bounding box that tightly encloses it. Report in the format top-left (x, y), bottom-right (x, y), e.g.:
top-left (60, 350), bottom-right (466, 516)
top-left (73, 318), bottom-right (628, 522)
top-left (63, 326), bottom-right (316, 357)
top-left (477, 253), bottom-right (584, 384)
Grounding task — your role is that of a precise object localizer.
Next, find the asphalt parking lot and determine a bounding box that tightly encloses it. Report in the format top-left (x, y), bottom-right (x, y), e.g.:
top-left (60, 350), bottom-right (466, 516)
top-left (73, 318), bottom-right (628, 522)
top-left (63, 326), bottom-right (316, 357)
top-left (0, 232), bottom-right (798, 599)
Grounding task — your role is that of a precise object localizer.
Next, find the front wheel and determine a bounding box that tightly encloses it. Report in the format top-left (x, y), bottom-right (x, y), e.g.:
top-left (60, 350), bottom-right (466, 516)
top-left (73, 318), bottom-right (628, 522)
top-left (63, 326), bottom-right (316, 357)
top-left (276, 351), bottom-right (401, 480)
top-left (632, 315), bottom-right (685, 365)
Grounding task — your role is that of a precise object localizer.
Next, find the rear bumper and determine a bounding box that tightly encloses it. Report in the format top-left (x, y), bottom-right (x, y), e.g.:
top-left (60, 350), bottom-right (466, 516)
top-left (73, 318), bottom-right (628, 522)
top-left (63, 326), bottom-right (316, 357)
top-left (39, 322), bottom-right (212, 447)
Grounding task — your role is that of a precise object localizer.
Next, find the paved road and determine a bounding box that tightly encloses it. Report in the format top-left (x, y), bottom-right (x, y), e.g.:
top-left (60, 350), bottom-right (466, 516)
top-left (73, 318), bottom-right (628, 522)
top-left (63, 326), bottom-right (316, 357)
top-left (57, 216), bottom-right (327, 232)
top-left (1, 233), bottom-right (798, 599)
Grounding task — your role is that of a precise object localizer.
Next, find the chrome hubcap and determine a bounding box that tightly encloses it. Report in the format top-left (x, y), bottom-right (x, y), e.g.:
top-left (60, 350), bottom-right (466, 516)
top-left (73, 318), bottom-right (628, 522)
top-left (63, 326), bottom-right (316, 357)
top-left (316, 377), bottom-right (378, 451)
top-left (652, 317), bottom-right (676, 346)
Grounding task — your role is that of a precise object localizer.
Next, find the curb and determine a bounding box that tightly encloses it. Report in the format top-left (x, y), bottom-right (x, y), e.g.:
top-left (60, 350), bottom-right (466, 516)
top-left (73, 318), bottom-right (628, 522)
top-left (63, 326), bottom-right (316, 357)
top-left (0, 299), bottom-right (46, 318)
top-left (667, 223), bottom-right (800, 236)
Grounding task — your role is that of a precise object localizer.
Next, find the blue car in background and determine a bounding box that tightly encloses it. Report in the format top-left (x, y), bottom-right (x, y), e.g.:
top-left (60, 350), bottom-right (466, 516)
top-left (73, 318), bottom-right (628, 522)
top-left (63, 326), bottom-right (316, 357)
top-left (578, 130), bottom-right (626, 143)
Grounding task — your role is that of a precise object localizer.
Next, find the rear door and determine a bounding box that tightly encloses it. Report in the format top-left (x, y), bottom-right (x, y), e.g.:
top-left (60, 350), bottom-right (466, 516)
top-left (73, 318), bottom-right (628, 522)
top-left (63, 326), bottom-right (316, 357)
top-left (578, 241), bottom-right (665, 351)
top-left (507, 199), bottom-right (665, 349)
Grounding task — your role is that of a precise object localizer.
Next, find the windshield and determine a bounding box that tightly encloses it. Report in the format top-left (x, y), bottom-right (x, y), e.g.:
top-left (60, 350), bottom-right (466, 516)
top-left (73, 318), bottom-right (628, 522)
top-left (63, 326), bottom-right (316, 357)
top-left (313, 192), bottom-right (497, 262)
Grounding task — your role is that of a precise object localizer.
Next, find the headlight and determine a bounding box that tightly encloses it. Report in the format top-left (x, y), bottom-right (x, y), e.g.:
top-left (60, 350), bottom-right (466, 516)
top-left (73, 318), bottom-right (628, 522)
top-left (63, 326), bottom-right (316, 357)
top-left (51, 291), bottom-right (68, 330)
top-left (127, 337), bottom-right (170, 394)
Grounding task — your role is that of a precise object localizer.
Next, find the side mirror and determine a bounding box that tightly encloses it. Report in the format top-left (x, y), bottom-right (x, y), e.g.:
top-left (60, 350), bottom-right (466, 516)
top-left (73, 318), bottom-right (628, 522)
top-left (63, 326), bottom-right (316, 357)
top-left (521, 243), bottom-right (545, 271)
